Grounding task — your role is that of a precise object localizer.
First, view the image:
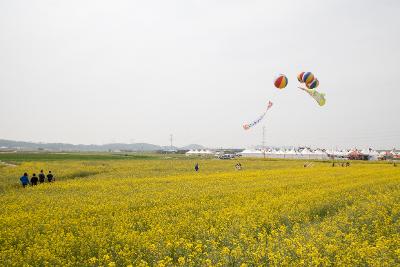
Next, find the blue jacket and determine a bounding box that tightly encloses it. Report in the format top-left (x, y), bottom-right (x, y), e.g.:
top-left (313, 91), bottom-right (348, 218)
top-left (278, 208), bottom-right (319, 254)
top-left (20, 175), bottom-right (29, 185)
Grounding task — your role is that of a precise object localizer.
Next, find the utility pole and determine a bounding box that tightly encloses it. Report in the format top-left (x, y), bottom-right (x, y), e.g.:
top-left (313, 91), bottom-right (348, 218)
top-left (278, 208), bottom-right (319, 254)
top-left (170, 134), bottom-right (173, 151)
top-left (262, 126), bottom-right (266, 159)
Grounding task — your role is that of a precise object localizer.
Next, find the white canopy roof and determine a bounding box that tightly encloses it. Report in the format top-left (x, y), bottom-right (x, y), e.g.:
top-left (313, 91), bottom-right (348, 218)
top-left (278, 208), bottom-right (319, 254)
top-left (286, 149), bottom-right (298, 154)
top-left (301, 148), bottom-right (313, 155)
top-left (240, 149), bottom-right (263, 154)
top-left (314, 149), bottom-right (326, 155)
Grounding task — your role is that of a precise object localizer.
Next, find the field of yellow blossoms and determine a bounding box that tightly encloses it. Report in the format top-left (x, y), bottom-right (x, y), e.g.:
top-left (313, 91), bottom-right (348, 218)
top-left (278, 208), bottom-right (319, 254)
top-left (0, 154), bottom-right (399, 266)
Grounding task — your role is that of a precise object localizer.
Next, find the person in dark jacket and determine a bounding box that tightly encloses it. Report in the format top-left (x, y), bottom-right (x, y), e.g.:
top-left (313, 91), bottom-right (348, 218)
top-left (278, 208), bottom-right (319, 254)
top-left (47, 171), bottom-right (54, 182)
top-left (38, 170), bottom-right (45, 183)
top-left (30, 173), bottom-right (38, 186)
top-left (20, 173), bottom-right (29, 187)
top-left (194, 163), bottom-right (199, 172)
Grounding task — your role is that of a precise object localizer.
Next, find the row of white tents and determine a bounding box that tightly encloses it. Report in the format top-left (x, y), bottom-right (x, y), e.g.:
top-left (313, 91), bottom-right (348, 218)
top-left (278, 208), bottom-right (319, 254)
top-left (239, 148), bottom-right (398, 160)
top-left (186, 148), bottom-right (399, 160)
top-left (239, 148), bottom-right (330, 159)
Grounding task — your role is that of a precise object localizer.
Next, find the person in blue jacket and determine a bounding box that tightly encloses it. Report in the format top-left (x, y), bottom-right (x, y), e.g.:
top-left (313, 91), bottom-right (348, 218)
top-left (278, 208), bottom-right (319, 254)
top-left (20, 173), bottom-right (29, 188)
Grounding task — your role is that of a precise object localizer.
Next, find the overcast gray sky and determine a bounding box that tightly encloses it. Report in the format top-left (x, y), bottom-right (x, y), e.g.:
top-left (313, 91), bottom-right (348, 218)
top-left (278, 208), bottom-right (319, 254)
top-left (1, 0), bottom-right (399, 149)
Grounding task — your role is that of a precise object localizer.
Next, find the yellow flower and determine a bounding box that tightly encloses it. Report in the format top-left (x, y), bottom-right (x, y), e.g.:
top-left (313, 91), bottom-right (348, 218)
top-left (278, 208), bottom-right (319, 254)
top-left (222, 247), bottom-right (230, 255)
top-left (178, 257), bottom-right (185, 265)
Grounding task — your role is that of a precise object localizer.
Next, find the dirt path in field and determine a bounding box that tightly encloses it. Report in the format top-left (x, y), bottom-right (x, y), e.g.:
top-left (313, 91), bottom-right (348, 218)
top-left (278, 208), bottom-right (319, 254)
top-left (0, 160), bottom-right (17, 167)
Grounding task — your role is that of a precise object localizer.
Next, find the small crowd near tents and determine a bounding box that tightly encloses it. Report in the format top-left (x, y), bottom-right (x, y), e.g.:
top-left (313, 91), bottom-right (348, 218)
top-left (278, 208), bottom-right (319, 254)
top-left (20, 170), bottom-right (55, 187)
top-left (194, 162), bottom-right (243, 172)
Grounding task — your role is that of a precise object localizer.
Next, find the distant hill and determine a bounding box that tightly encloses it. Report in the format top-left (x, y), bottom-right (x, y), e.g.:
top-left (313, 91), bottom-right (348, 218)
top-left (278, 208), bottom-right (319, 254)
top-left (0, 139), bottom-right (205, 152)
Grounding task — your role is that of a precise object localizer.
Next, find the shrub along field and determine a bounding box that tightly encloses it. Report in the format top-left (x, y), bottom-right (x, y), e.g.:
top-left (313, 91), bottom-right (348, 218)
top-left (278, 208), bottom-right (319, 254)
top-left (0, 154), bottom-right (399, 266)
top-left (0, 152), bottom-right (157, 163)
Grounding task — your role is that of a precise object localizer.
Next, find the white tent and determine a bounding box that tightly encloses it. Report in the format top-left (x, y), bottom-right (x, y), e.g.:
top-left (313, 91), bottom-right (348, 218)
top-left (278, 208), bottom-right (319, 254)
top-left (369, 150), bottom-right (379, 160)
top-left (285, 149), bottom-right (298, 159)
top-left (333, 150), bottom-right (349, 158)
top-left (269, 149), bottom-right (280, 158)
top-left (313, 149), bottom-right (328, 160)
top-left (185, 150), bottom-right (197, 156)
top-left (239, 149), bottom-right (264, 158)
top-left (300, 148), bottom-right (314, 159)
top-left (365, 149), bottom-right (379, 160)
top-left (201, 149), bottom-right (214, 155)
top-left (326, 150), bottom-right (334, 156)
top-left (275, 149), bottom-right (285, 159)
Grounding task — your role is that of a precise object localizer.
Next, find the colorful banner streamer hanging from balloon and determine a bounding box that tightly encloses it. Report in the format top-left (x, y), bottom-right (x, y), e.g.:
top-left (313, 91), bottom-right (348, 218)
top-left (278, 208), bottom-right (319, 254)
top-left (243, 101), bottom-right (273, 130)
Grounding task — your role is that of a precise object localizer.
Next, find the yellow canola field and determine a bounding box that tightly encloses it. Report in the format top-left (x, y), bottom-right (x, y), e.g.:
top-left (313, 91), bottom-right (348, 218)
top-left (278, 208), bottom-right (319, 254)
top-left (0, 159), bottom-right (399, 266)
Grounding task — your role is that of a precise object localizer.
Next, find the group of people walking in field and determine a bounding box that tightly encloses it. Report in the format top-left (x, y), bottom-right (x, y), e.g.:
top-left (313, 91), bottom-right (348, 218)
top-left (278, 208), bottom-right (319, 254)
top-left (332, 162), bottom-right (351, 167)
top-left (194, 162), bottom-right (243, 172)
top-left (20, 170), bottom-right (55, 187)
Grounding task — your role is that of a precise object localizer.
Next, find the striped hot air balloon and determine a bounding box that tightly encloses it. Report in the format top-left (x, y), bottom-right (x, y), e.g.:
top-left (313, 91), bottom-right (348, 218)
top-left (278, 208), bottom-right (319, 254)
top-left (274, 74), bottom-right (288, 89)
top-left (297, 72), bottom-right (305, 83)
top-left (302, 72), bottom-right (315, 84)
top-left (306, 78), bottom-right (319, 89)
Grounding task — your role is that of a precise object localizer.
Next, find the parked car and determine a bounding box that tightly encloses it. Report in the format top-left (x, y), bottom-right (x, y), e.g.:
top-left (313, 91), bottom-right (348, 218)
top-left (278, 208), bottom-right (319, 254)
top-left (219, 154), bottom-right (234, 159)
